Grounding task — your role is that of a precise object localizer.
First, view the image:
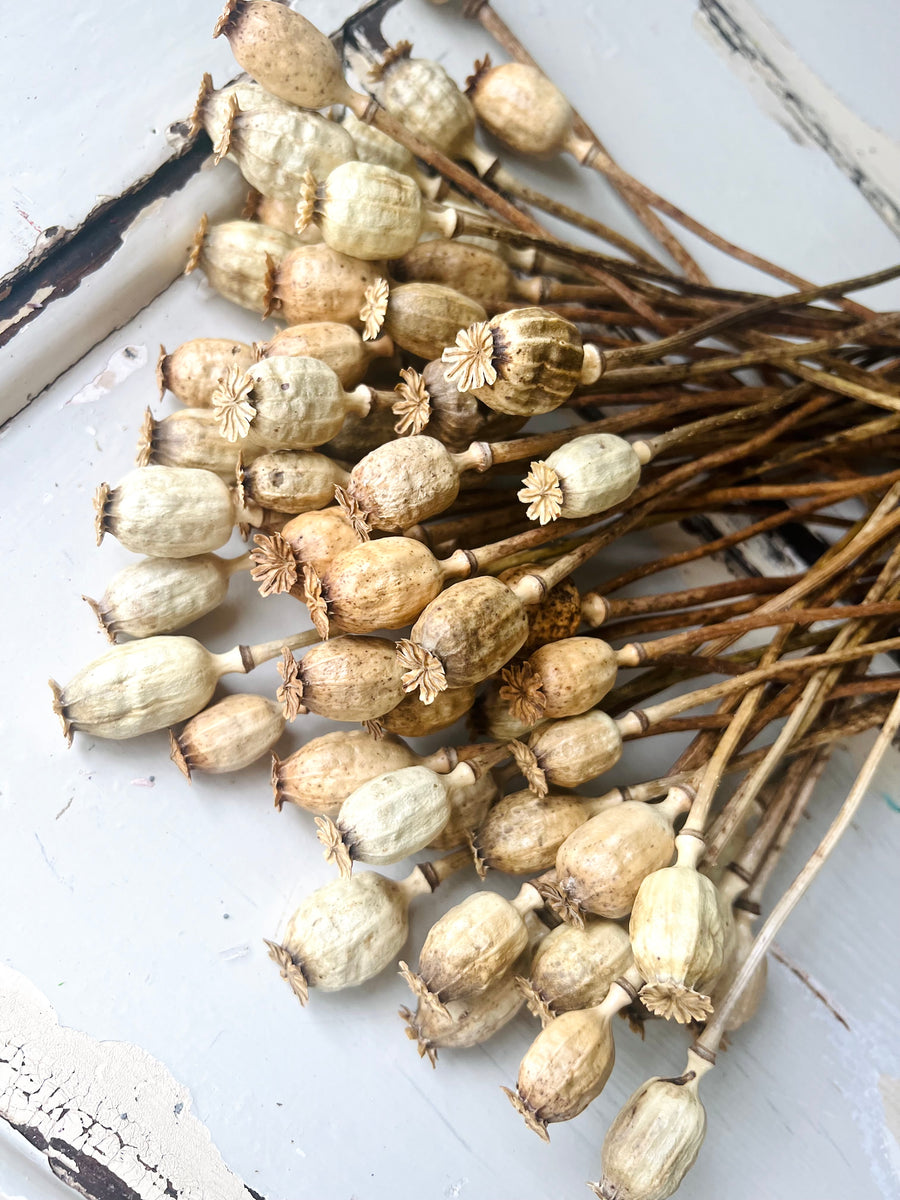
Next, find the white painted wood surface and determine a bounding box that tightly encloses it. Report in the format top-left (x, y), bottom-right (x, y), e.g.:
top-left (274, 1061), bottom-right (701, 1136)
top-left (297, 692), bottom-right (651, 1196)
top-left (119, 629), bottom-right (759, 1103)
top-left (3, 2), bottom-right (900, 1198)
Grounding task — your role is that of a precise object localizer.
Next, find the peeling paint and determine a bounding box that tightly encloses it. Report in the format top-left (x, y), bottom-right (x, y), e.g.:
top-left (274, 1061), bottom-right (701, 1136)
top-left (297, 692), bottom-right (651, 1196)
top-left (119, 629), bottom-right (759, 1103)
top-left (65, 345), bottom-right (148, 406)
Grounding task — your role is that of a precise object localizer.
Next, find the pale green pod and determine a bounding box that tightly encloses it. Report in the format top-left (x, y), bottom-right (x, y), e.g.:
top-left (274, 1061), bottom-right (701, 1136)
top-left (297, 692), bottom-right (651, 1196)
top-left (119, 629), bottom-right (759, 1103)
top-left (524, 433), bottom-right (643, 524)
top-left (307, 162), bottom-right (424, 260)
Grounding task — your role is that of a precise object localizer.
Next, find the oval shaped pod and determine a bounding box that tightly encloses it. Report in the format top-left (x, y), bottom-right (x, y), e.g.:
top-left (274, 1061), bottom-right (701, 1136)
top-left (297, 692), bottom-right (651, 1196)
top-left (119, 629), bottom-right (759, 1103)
top-left (170, 693), bottom-right (284, 778)
top-left (262, 321), bottom-right (393, 387)
top-left (377, 283), bottom-right (486, 361)
top-left (526, 709), bottom-right (623, 791)
top-left (274, 244), bottom-right (386, 327)
top-left (243, 450), bottom-right (348, 513)
top-left (382, 683), bottom-right (477, 739)
top-left (381, 53), bottom-right (476, 159)
top-left (348, 435), bottom-right (461, 531)
top-left (159, 338), bottom-right (255, 407)
top-left (419, 359), bottom-right (525, 452)
top-left (474, 789), bottom-right (588, 876)
top-left (138, 408), bottom-right (260, 477)
top-left (468, 61), bottom-right (573, 157)
top-left (523, 433), bottom-right (642, 524)
top-left (96, 467), bottom-right (238, 558)
top-left (393, 239), bottom-right (511, 312)
top-left (294, 635), bottom-right (405, 722)
top-left (525, 919), bottom-right (633, 1022)
top-left (272, 729), bottom-right (418, 814)
top-left (279, 506), bottom-right (362, 576)
top-left (321, 537), bottom-right (445, 634)
top-left (311, 162), bottom-right (423, 260)
top-left (190, 217), bottom-right (301, 313)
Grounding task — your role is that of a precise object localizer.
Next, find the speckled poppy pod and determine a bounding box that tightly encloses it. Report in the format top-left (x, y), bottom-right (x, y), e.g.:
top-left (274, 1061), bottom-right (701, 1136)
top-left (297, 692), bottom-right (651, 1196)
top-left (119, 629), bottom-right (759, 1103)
top-left (260, 321), bottom-right (394, 388)
top-left (264, 849), bottom-right (469, 1004)
top-left (549, 790), bottom-right (693, 928)
top-left (590, 1051), bottom-right (713, 1200)
top-left (398, 879), bottom-right (545, 1017)
top-left (499, 565), bottom-right (582, 655)
top-left (391, 238), bottom-right (512, 313)
top-left (169, 693), bottom-right (284, 780)
top-left (491, 637), bottom-right (619, 733)
top-left (441, 307), bottom-right (603, 415)
top-left (395, 361), bottom-right (525, 447)
top-left (157, 338), bottom-right (255, 408)
top-left (507, 709), bottom-right (625, 801)
top-left (250, 507), bottom-right (363, 599)
top-left (276, 636), bottom-right (406, 726)
top-left (185, 215), bottom-right (301, 313)
top-left (240, 450), bottom-right (349, 515)
top-left (382, 683), bottom-right (478, 740)
top-left (470, 789), bottom-right (592, 879)
top-left (629, 832), bottom-right (731, 1024)
top-left (135, 407), bottom-right (260, 477)
top-left (83, 551), bottom-right (250, 642)
top-left (467, 60), bottom-right (576, 159)
top-left (502, 969), bottom-right (642, 1140)
top-left (271, 243), bottom-right (387, 327)
top-left (518, 433), bottom-right (645, 525)
top-left (94, 466), bottom-right (261, 558)
top-left (358, 279), bottom-right (486, 360)
top-left (519, 918), bottom-right (633, 1026)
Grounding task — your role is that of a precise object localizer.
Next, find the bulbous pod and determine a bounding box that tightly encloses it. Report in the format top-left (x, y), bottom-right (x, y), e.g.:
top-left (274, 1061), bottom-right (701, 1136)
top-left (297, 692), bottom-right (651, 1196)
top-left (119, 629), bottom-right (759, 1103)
top-left (306, 162), bottom-right (424, 260)
top-left (85, 553), bottom-right (238, 641)
top-left (273, 244), bottom-right (387, 327)
top-left (380, 52), bottom-right (477, 159)
top-left (169, 693), bottom-right (284, 779)
top-left (50, 636), bottom-right (226, 741)
top-left (630, 847), bottom-right (730, 1024)
top-left (499, 565), bottom-right (581, 654)
top-left (419, 359), bottom-right (525, 452)
top-left (594, 1054), bottom-right (710, 1200)
top-left (318, 537), bottom-right (444, 634)
top-left (279, 507), bottom-right (362, 576)
top-left (158, 338), bottom-right (255, 407)
top-left (499, 637), bottom-right (618, 729)
top-left (525, 919), bottom-right (633, 1023)
top-left (555, 798), bottom-right (682, 922)
top-left (508, 1002), bottom-right (617, 1139)
top-left (523, 433), bottom-right (643, 524)
top-left (709, 910), bottom-right (767, 1033)
top-left (339, 107), bottom-right (417, 176)
top-left (188, 218), bottom-right (301, 313)
top-left (95, 467), bottom-right (238, 558)
top-left (427, 770), bottom-right (498, 852)
top-left (348, 435), bottom-right (461, 531)
top-left (272, 729), bottom-right (418, 815)
top-left (248, 191), bottom-right (325, 239)
top-left (407, 576), bottom-right (530, 695)
top-left (214, 0), bottom-right (348, 110)
top-left (524, 709), bottom-right (623, 792)
top-left (468, 61), bottom-right (573, 157)
top-left (401, 956), bottom-right (528, 1065)
top-left (393, 239), bottom-right (512, 312)
top-left (221, 355), bottom-right (368, 450)
top-left (289, 635), bottom-right (406, 722)
top-left (137, 408), bottom-right (260, 477)
top-left (404, 890), bottom-right (531, 1010)
top-left (197, 79), bottom-right (296, 145)
top-left (243, 451), bottom-right (349, 514)
top-left (443, 308), bottom-right (601, 416)
top-left (280, 870), bottom-right (414, 996)
top-left (262, 321), bottom-right (393, 388)
top-left (322, 404), bottom-right (399, 462)
top-left (382, 683), bottom-right (477, 739)
top-left (474, 789), bottom-right (588, 877)
top-left (319, 765), bottom-right (452, 875)
top-left (374, 283), bottom-right (487, 361)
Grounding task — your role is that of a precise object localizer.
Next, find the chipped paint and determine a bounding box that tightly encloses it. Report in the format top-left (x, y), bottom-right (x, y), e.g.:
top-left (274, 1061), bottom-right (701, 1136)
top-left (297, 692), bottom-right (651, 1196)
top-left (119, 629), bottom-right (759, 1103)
top-left (65, 345), bottom-right (148, 406)
top-left (0, 965), bottom-right (255, 1200)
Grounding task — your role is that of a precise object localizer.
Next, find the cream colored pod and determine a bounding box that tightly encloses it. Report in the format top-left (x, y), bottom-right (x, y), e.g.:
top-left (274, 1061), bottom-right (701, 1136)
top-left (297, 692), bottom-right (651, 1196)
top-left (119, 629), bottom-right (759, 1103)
top-left (519, 434), bottom-right (644, 526)
top-left (399, 882), bottom-right (543, 1016)
top-left (521, 918), bottom-right (633, 1025)
top-left (629, 833), bottom-right (731, 1024)
top-left (169, 694), bottom-right (284, 780)
top-left (242, 451), bottom-right (349, 515)
top-left (277, 636), bottom-right (406, 724)
top-left (298, 161), bottom-right (425, 260)
top-left (212, 355), bottom-right (372, 448)
top-left (591, 1051), bottom-right (712, 1200)
top-left (503, 974), bottom-right (638, 1141)
top-left (360, 280), bottom-right (486, 361)
top-left (136, 408), bottom-right (260, 477)
top-left (497, 637), bottom-right (619, 730)
top-left (378, 49), bottom-right (481, 165)
top-left (158, 338), bottom-right (255, 407)
top-left (511, 708), bottom-right (624, 799)
top-left (472, 789), bottom-right (589, 878)
top-left (315, 763), bottom-right (478, 876)
top-left (468, 61), bottom-right (574, 158)
top-left (94, 466), bottom-right (255, 558)
top-left (272, 244), bottom-right (387, 327)
top-left (83, 551), bottom-right (249, 641)
top-left (186, 216), bottom-right (301, 313)
top-left (261, 321), bottom-right (394, 388)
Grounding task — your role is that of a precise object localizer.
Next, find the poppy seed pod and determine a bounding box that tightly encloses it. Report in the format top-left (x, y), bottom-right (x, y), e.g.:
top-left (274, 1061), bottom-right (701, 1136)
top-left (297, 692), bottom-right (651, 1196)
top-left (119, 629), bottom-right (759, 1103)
top-left (169, 693), bottom-right (284, 780)
top-left (158, 338), bottom-right (255, 408)
top-left (382, 683), bottom-right (477, 740)
top-left (339, 107), bottom-right (417, 177)
top-left (378, 48), bottom-right (480, 164)
top-left (359, 280), bottom-right (486, 360)
top-left (277, 636), bottom-right (406, 724)
top-left (496, 637), bottom-right (619, 729)
top-left (272, 243), bottom-right (387, 327)
top-left (261, 321), bottom-right (394, 388)
top-left (136, 407), bottom-right (260, 477)
top-left (519, 433), bottom-right (644, 525)
top-left (241, 450), bottom-right (349, 514)
top-left (468, 61), bottom-right (574, 158)
top-left (521, 918), bottom-right (633, 1025)
top-left (186, 216), bottom-right (301, 313)
top-left (252, 507), bottom-right (362, 595)
top-left (511, 709), bottom-right (624, 799)
top-left (410, 360), bottom-right (525, 450)
top-left (472, 789), bottom-right (589, 878)
top-left (298, 162), bottom-right (425, 260)
top-left (393, 239), bottom-right (512, 313)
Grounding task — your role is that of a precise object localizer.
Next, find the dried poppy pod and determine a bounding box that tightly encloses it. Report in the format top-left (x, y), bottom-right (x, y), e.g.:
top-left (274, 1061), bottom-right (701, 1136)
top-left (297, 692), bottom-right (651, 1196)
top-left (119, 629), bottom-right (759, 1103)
top-left (49, 629), bottom-right (317, 744)
top-left (359, 279), bottom-right (486, 360)
top-left (493, 637), bottom-right (619, 732)
top-left (707, 905), bottom-right (766, 1033)
top-left (186, 216), bottom-right (301, 313)
top-left (212, 355), bottom-right (392, 449)
top-left (315, 760), bottom-right (487, 877)
top-left (427, 769), bottom-right (498, 852)
top-left (499, 565), bottom-right (581, 654)
top-left (591, 1051), bottom-right (713, 1200)
top-left (241, 451), bottom-right (348, 514)
top-left (521, 918), bottom-right (633, 1025)
top-left (550, 791), bottom-right (692, 927)
top-left (94, 466), bottom-right (261, 558)
top-left (261, 321), bottom-right (394, 388)
top-left (509, 709), bottom-right (626, 798)
top-left (629, 832), bottom-right (731, 1024)
top-left (157, 339), bottom-right (255, 407)
top-left (398, 575), bottom-right (531, 702)
top-left (347, 435), bottom-right (491, 532)
top-left (338, 107), bottom-right (417, 177)
top-left (195, 77), bottom-right (357, 209)
top-left (403, 360), bottom-right (524, 449)
top-left (322, 404), bottom-right (400, 462)
top-left (382, 684), bottom-right (477, 739)
top-left (264, 849), bottom-right (469, 1003)
top-left (277, 636), bottom-right (405, 724)
top-left (392, 239), bottom-right (512, 313)
top-left (245, 189), bottom-right (324, 240)
top-left (169, 693), bottom-right (284, 780)
top-left (519, 433), bottom-right (646, 525)
top-left (467, 61), bottom-right (576, 159)
top-left (503, 970), bottom-right (641, 1140)
top-left (271, 243), bottom-right (387, 327)
top-left (272, 728), bottom-right (454, 815)
top-left (399, 879), bottom-right (545, 1016)
top-left (83, 551), bottom-right (250, 642)
top-left (269, 507), bottom-right (362, 581)
top-left (471, 789), bottom-right (593, 878)
top-left (442, 307), bottom-right (603, 415)
top-left (136, 407), bottom-right (261, 477)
